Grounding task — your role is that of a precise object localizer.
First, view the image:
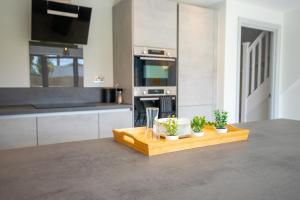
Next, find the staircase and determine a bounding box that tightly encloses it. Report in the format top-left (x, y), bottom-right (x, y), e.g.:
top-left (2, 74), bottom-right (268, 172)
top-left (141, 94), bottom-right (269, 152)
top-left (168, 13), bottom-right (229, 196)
top-left (241, 31), bottom-right (271, 122)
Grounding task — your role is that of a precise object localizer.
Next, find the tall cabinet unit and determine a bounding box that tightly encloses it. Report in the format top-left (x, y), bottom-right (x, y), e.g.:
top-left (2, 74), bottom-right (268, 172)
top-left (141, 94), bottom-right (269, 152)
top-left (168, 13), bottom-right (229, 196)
top-left (113, 0), bottom-right (178, 100)
top-left (113, 0), bottom-right (177, 125)
top-left (178, 4), bottom-right (216, 120)
top-left (133, 0), bottom-right (177, 49)
top-left (113, 0), bottom-right (133, 104)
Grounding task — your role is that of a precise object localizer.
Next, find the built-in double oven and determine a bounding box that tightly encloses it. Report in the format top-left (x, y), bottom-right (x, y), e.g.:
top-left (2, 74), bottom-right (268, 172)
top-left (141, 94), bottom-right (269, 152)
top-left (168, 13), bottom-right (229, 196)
top-left (133, 47), bottom-right (177, 127)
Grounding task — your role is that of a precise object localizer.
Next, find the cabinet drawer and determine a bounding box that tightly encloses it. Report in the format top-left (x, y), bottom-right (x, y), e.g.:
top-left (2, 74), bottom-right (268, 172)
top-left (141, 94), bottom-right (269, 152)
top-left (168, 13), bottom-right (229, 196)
top-left (37, 113), bottom-right (98, 145)
top-left (99, 110), bottom-right (133, 138)
top-left (0, 116), bottom-right (37, 150)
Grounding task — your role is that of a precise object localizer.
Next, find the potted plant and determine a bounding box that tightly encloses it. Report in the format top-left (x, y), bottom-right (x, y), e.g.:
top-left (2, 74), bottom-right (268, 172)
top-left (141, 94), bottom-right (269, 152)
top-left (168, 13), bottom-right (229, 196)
top-left (163, 116), bottom-right (179, 140)
top-left (213, 110), bottom-right (228, 134)
top-left (191, 116), bottom-right (206, 137)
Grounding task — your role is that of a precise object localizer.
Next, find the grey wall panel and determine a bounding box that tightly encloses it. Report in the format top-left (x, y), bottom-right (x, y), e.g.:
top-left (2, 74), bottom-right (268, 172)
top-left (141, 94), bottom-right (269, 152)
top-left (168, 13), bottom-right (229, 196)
top-left (0, 88), bottom-right (102, 106)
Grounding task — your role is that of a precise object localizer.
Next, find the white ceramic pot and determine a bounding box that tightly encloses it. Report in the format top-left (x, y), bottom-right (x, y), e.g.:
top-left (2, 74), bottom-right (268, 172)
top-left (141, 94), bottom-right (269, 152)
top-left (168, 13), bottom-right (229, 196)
top-left (165, 135), bottom-right (179, 140)
top-left (193, 131), bottom-right (204, 137)
top-left (216, 128), bottom-right (228, 134)
top-left (156, 118), bottom-right (191, 138)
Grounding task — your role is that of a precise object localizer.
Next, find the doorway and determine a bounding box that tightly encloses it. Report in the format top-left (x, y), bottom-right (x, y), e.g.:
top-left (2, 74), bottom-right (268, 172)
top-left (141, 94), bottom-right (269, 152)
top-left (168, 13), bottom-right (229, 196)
top-left (238, 21), bottom-right (279, 123)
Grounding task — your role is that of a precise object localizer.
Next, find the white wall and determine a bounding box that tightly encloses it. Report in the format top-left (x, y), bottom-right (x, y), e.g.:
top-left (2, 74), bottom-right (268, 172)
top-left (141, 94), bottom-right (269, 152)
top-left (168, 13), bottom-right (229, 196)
top-left (221, 0), bottom-right (283, 123)
top-left (76, 0), bottom-right (117, 87)
top-left (0, 0), bottom-right (31, 87)
top-left (0, 0), bottom-right (117, 87)
top-left (280, 8), bottom-right (300, 120)
top-left (214, 1), bottom-right (226, 110)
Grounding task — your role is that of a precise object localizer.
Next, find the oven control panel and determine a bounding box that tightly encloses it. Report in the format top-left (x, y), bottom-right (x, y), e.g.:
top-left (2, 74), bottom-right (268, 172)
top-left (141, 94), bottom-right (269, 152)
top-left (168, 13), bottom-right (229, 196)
top-left (134, 87), bottom-right (177, 96)
top-left (148, 89), bottom-right (165, 95)
top-left (134, 46), bottom-right (177, 58)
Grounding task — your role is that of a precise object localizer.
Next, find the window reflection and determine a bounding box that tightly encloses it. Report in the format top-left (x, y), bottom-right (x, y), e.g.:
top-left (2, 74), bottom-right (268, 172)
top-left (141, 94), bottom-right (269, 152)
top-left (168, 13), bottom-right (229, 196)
top-left (30, 56), bottom-right (43, 87)
top-left (78, 58), bottom-right (84, 87)
top-left (48, 58), bottom-right (74, 87)
top-left (29, 42), bottom-right (84, 87)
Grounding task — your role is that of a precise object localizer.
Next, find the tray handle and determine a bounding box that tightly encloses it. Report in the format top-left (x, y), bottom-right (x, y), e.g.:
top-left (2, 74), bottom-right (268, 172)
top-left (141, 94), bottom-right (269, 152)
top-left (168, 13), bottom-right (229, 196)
top-left (122, 132), bottom-right (136, 145)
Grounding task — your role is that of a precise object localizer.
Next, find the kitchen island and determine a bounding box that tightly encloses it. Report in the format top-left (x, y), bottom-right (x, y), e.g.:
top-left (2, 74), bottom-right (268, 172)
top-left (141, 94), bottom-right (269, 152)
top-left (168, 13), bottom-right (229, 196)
top-left (0, 119), bottom-right (299, 200)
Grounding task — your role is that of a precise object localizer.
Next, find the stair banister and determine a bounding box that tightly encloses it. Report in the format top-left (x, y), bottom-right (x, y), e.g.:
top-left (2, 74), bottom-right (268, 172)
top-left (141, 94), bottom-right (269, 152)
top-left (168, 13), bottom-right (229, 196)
top-left (241, 31), bottom-right (270, 122)
top-left (241, 42), bottom-right (251, 122)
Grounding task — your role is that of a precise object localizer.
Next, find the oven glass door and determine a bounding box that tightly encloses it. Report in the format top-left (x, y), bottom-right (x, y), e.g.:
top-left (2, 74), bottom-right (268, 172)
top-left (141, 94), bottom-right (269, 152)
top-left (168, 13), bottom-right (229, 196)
top-left (134, 56), bottom-right (176, 87)
top-left (134, 96), bottom-right (177, 127)
top-left (134, 97), bottom-right (160, 127)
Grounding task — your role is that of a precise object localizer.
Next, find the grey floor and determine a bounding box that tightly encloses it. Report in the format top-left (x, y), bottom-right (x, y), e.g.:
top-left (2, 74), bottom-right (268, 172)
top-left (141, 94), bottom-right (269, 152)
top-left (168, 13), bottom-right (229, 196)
top-left (0, 119), bottom-right (299, 200)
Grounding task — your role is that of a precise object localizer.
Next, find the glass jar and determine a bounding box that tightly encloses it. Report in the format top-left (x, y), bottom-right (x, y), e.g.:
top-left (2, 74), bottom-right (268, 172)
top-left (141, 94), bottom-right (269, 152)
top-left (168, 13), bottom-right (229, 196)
top-left (116, 90), bottom-right (123, 104)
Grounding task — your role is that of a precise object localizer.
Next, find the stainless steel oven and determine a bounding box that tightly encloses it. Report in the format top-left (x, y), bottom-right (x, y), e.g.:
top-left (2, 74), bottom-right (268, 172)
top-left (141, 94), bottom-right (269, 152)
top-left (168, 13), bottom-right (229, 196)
top-left (134, 47), bottom-right (177, 87)
top-left (133, 47), bottom-right (177, 127)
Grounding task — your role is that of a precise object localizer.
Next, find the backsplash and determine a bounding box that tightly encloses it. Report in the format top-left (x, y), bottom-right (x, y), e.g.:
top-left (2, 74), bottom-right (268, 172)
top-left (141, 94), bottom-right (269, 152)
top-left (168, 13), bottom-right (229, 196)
top-left (0, 88), bottom-right (103, 106)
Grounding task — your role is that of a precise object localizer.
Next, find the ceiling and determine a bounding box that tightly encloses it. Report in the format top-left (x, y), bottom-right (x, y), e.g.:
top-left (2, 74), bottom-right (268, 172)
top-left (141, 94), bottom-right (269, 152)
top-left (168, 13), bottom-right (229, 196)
top-left (236, 0), bottom-right (300, 12)
top-left (75, 0), bottom-right (300, 13)
top-left (173, 0), bottom-right (223, 6)
top-left (172, 0), bottom-right (300, 12)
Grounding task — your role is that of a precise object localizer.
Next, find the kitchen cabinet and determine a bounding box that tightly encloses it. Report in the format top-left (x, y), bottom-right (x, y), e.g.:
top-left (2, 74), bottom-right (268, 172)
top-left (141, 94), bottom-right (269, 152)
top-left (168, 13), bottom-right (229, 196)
top-left (0, 108), bottom-right (133, 149)
top-left (133, 0), bottom-right (177, 49)
top-left (37, 112), bottom-right (98, 145)
top-left (99, 109), bottom-right (133, 138)
top-left (0, 116), bottom-right (37, 150)
top-left (178, 4), bottom-right (216, 119)
top-left (178, 105), bottom-right (214, 121)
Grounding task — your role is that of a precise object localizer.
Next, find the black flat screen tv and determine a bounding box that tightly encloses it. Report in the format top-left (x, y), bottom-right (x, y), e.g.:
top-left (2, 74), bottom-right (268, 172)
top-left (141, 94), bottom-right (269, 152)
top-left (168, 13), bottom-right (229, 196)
top-left (31, 0), bottom-right (92, 45)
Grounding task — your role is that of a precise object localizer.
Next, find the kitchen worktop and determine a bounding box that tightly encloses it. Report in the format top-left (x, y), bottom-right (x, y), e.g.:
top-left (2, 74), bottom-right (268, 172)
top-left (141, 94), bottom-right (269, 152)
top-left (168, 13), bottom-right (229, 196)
top-left (0, 103), bottom-right (132, 116)
top-left (0, 119), bottom-right (299, 200)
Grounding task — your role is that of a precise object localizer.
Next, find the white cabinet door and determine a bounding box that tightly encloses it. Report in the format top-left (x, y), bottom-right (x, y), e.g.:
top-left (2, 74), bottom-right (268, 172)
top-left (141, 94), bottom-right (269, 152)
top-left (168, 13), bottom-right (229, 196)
top-left (99, 109), bottom-right (133, 138)
top-left (133, 0), bottom-right (177, 49)
top-left (178, 4), bottom-right (215, 116)
top-left (37, 112), bottom-right (98, 145)
top-left (178, 105), bottom-right (214, 121)
top-left (0, 116), bottom-right (37, 150)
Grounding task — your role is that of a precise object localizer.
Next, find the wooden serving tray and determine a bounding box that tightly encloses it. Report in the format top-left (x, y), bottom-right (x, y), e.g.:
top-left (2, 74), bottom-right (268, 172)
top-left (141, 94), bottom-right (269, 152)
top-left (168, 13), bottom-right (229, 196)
top-left (113, 125), bottom-right (249, 156)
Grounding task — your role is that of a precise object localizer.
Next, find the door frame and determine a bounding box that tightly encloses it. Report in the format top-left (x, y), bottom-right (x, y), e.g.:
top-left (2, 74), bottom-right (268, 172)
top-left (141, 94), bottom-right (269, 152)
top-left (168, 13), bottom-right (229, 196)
top-left (236, 17), bottom-right (281, 122)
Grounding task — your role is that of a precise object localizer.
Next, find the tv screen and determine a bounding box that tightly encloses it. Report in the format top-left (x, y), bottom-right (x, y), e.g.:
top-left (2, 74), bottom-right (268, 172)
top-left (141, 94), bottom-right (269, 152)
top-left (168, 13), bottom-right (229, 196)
top-left (31, 0), bottom-right (92, 45)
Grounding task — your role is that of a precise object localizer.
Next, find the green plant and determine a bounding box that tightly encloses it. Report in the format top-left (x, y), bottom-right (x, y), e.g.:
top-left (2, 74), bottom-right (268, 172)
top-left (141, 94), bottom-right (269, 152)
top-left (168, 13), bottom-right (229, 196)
top-left (206, 121), bottom-right (216, 127)
top-left (191, 116), bottom-right (206, 133)
top-left (163, 116), bottom-right (178, 136)
top-left (213, 110), bottom-right (228, 129)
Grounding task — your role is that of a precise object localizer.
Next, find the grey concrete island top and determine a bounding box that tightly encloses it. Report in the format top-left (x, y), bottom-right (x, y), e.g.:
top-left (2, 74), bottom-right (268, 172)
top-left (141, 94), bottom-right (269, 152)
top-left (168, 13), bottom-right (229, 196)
top-left (0, 103), bottom-right (132, 116)
top-left (0, 119), bottom-right (300, 200)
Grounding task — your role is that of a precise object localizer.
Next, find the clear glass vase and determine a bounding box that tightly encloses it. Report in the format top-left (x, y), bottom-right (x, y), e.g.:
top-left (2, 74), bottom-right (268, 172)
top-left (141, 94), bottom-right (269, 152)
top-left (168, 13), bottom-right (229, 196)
top-left (145, 107), bottom-right (159, 141)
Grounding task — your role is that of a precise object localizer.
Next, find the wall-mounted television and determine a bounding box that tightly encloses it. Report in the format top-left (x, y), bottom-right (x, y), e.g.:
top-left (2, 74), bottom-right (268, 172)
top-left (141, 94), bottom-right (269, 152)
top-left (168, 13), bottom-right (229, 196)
top-left (31, 0), bottom-right (92, 45)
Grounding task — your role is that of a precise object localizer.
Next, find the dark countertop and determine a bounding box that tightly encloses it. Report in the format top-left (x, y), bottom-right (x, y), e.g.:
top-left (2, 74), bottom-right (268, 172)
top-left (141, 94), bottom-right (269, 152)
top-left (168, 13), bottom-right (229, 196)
top-left (0, 103), bottom-right (132, 116)
top-left (0, 119), bottom-right (300, 200)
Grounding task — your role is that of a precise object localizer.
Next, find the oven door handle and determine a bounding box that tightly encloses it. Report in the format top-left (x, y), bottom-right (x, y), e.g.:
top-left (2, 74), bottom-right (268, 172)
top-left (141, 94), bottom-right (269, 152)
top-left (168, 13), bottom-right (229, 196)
top-left (140, 97), bottom-right (160, 101)
top-left (140, 57), bottom-right (176, 62)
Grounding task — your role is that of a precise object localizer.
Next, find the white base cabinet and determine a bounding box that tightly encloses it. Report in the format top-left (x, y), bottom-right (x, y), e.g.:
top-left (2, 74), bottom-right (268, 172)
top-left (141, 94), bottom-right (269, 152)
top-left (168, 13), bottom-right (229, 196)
top-left (0, 108), bottom-right (133, 150)
top-left (99, 110), bottom-right (133, 138)
top-left (37, 112), bottom-right (99, 145)
top-left (0, 116), bottom-right (37, 150)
